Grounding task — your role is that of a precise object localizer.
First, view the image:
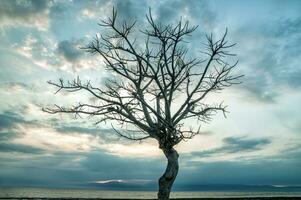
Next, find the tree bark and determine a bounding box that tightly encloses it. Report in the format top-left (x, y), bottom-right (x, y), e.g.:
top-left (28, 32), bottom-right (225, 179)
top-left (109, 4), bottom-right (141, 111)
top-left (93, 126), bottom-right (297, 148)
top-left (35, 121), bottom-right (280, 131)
top-left (157, 148), bottom-right (179, 200)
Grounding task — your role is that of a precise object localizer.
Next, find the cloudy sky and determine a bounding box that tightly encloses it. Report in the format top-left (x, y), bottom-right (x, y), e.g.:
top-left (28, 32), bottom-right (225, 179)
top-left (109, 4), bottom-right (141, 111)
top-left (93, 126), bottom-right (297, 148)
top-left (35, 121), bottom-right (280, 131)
top-left (0, 0), bottom-right (301, 190)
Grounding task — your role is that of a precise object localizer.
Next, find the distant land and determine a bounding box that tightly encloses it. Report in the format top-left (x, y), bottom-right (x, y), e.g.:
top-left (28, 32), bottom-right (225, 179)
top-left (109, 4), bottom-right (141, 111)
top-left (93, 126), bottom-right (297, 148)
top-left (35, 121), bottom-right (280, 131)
top-left (15, 183), bottom-right (300, 192)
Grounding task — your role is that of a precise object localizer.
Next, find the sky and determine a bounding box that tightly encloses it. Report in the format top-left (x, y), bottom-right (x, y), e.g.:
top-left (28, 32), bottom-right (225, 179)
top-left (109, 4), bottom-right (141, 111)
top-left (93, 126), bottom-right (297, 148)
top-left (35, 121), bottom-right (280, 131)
top-left (0, 0), bottom-right (301, 191)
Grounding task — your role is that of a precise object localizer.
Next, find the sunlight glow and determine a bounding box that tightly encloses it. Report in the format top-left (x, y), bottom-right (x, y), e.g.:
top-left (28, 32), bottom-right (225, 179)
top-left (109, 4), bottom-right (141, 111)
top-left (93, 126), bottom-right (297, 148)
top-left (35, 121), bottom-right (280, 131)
top-left (13, 125), bottom-right (101, 152)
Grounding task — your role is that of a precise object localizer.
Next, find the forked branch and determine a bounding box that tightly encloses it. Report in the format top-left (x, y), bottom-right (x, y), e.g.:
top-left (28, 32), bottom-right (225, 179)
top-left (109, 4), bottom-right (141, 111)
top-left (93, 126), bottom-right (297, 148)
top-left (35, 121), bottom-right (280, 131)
top-left (44, 8), bottom-right (243, 149)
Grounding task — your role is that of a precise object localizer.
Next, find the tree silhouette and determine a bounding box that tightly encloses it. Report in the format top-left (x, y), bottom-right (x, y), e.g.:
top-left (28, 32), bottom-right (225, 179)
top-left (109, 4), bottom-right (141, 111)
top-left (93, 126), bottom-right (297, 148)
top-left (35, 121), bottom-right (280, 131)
top-left (44, 8), bottom-right (242, 200)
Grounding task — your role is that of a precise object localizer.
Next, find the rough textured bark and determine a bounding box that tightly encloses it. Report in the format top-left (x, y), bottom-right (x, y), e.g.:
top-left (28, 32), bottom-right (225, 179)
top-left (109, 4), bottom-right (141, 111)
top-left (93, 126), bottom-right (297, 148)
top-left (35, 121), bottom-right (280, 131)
top-left (158, 148), bottom-right (179, 200)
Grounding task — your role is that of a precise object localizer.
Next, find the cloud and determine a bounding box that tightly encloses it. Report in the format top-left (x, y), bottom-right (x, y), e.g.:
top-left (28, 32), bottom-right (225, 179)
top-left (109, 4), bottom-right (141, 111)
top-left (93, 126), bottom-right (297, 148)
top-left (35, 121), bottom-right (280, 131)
top-left (1, 145), bottom-right (301, 189)
top-left (181, 145), bottom-right (301, 186)
top-left (14, 34), bottom-right (61, 70)
top-left (222, 137), bottom-right (271, 153)
top-left (2, 82), bottom-right (31, 92)
top-left (0, 142), bottom-right (44, 154)
top-left (191, 136), bottom-right (271, 158)
top-left (0, 110), bottom-right (35, 142)
top-left (0, 112), bottom-right (299, 189)
top-left (179, 150), bottom-right (301, 187)
top-left (81, 151), bottom-right (163, 176)
top-left (13, 33), bottom-right (104, 72)
top-left (0, 149), bottom-right (163, 189)
top-left (55, 125), bottom-right (120, 142)
top-left (58, 40), bottom-right (84, 62)
top-left (56, 39), bottom-right (97, 71)
top-left (235, 17), bottom-right (301, 103)
top-left (0, 110), bottom-right (102, 154)
top-left (77, 0), bottom-right (147, 21)
top-left (154, 0), bottom-right (216, 31)
top-left (0, 112), bottom-right (43, 155)
top-left (12, 124), bottom-right (102, 153)
top-left (54, 123), bottom-right (161, 158)
top-left (0, 151), bottom-right (89, 188)
top-left (0, 0), bottom-right (51, 31)
top-left (55, 125), bottom-right (109, 135)
top-left (0, 111), bottom-right (26, 130)
top-left (114, 0), bottom-right (147, 21)
top-left (0, 109), bottom-right (159, 158)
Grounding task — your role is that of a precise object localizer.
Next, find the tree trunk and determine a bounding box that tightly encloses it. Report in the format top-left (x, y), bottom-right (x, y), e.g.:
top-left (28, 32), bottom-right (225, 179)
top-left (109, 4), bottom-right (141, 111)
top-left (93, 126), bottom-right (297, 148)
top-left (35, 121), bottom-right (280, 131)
top-left (157, 147), bottom-right (179, 200)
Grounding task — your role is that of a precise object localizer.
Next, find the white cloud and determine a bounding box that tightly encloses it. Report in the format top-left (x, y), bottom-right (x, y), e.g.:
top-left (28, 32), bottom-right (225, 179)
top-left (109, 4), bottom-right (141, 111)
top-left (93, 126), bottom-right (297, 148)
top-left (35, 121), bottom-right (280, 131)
top-left (101, 140), bottom-right (162, 158)
top-left (12, 124), bottom-right (101, 153)
top-left (77, 0), bottom-right (113, 21)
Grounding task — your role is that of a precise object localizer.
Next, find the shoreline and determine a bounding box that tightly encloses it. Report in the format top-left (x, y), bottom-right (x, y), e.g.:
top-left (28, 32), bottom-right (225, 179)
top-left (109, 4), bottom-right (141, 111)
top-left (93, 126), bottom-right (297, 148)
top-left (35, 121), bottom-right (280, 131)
top-left (1, 198), bottom-right (301, 200)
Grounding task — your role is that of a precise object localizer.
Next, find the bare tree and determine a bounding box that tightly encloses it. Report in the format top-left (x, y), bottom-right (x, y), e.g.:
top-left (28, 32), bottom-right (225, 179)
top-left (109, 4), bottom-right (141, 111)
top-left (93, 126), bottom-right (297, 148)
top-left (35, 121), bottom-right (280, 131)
top-left (43, 8), bottom-right (242, 200)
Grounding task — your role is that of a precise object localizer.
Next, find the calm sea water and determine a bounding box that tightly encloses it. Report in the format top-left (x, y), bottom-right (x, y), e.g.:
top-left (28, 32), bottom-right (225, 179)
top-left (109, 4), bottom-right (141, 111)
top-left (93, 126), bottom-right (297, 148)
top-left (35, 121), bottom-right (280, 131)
top-left (0, 187), bottom-right (301, 199)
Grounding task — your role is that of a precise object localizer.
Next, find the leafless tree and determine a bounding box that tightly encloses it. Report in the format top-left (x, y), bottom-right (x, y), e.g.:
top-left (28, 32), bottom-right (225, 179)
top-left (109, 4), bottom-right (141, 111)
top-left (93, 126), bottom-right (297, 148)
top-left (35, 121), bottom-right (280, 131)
top-left (43, 8), bottom-right (242, 200)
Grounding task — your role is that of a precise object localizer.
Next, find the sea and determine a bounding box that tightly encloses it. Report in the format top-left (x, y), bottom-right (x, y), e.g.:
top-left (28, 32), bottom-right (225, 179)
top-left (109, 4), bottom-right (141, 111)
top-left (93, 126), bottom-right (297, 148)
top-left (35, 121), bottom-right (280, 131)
top-left (1, 187), bottom-right (301, 199)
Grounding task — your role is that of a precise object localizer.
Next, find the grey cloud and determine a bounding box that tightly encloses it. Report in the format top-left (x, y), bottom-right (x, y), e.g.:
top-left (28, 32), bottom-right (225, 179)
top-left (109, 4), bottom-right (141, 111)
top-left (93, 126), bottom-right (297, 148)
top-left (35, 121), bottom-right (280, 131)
top-left (0, 108), bottom-right (116, 148)
top-left (0, 131), bottom-right (18, 141)
top-left (114, 0), bottom-right (147, 21)
top-left (0, 111), bottom-right (26, 130)
top-left (274, 17), bottom-right (301, 37)
top-left (3, 82), bottom-right (29, 90)
top-left (236, 17), bottom-right (301, 103)
top-left (1, 146), bottom-right (301, 189)
top-left (0, 0), bottom-right (51, 30)
top-left (55, 125), bottom-right (118, 141)
top-left (180, 146), bottom-right (301, 187)
top-left (0, 152), bottom-right (88, 188)
top-left (82, 151), bottom-right (163, 177)
top-left (56, 125), bottom-right (102, 135)
top-left (48, 1), bottom-right (109, 40)
top-left (155, 0), bottom-right (216, 31)
top-left (49, 0), bottom-right (74, 19)
top-left (222, 136), bottom-right (271, 153)
top-left (10, 33), bottom-right (62, 70)
top-left (0, 109), bottom-right (138, 155)
top-left (2, 82), bottom-right (38, 97)
top-left (0, 150), bottom-right (163, 189)
top-left (76, 0), bottom-right (146, 20)
top-left (178, 157), bottom-right (301, 187)
top-left (0, 111), bottom-right (43, 154)
top-left (278, 144), bottom-right (301, 160)
top-left (13, 32), bottom-right (92, 71)
top-left (0, 142), bottom-right (44, 154)
top-left (240, 75), bottom-right (278, 103)
top-left (0, 110), bottom-right (40, 131)
top-left (58, 40), bottom-right (84, 62)
top-left (191, 136), bottom-right (271, 157)
top-left (0, 0), bottom-right (49, 18)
